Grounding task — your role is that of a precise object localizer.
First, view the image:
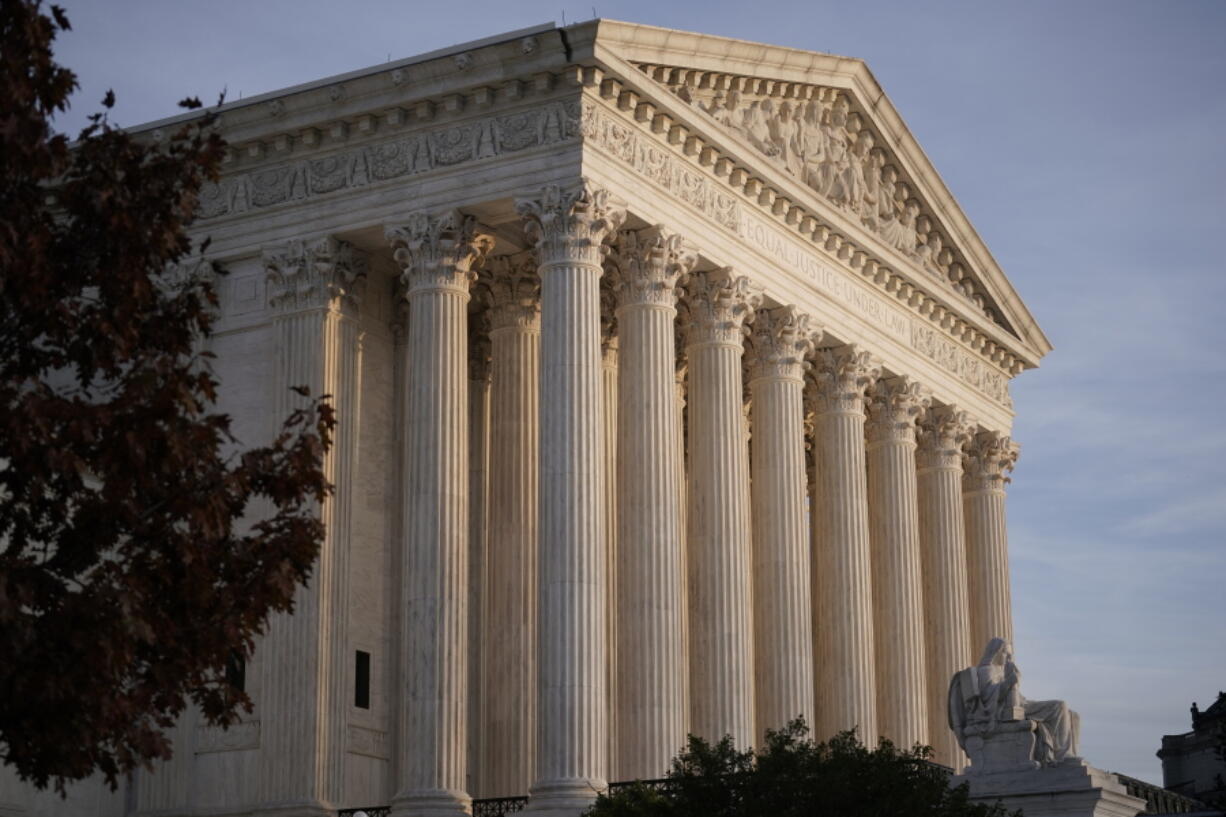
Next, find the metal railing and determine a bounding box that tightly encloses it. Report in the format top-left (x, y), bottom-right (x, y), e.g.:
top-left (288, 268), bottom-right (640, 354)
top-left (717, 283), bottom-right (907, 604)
top-left (471, 795), bottom-right (529, 816)
top-left (1114, 773), bottom-right (1213, 815)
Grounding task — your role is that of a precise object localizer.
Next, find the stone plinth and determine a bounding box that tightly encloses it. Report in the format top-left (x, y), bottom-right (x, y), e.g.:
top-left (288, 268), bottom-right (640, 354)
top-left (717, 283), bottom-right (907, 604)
top-left (954, 763), bottom-right (1146, 817)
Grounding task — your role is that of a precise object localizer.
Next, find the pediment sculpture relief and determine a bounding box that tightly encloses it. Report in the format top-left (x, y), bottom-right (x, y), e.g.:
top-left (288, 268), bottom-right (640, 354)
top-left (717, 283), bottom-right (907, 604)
top-left (653, 72), bottom-right (997, 325)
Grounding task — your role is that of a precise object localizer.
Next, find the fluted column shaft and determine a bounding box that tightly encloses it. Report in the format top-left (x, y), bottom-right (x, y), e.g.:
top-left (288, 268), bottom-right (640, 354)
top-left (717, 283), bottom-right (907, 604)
top-left (467, 335), bottom-right (490, 799)
top-left (683, 270), bottom-right (760, 749)
top-left (747, 306), bottom-right (816, 736)
top-left (387, 212), bottom-right (494, 816)
top-left (865, 377), bottom-right (929, 752)
top-left (260, 237), bottom-right (365, 808)
top-left (600, 291), bottom-right (619, 784)
top-left (610, 227), bottom-right (693, 778)
top-left (963, 432), bottom-right (1020, 653)
top-left (809, 346), bottom-right (880, 742)
top-left (916, 406), bottom-right (975, 769)
top-left (517, 183), bottom-right (625, 814)
top-left (482, 257), bottom-right (541, 797)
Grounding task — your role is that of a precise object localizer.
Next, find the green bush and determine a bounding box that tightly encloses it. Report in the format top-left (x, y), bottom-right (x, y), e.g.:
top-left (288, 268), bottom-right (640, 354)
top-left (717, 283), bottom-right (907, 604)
top-left (586, 719), bottom-right (1015, 817)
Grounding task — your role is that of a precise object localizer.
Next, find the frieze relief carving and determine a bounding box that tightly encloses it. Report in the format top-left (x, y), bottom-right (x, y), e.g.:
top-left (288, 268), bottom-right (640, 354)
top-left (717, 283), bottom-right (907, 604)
top-left (640, 66), bottom-right (1000, 324)
top-left (581, 100), bottom-right (1012, 408)
top-left (196, 100), bottom-right (582, 220)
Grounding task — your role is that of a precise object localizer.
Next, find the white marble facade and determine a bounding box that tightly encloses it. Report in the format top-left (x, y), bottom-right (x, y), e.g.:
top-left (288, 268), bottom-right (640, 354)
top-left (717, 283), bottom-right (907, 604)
top-left (0, 19), bottom-right (1052, 817)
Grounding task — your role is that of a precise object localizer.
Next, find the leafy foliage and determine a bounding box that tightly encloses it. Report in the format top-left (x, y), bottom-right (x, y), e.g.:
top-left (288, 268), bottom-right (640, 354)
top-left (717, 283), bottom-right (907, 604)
top-left (0, 0), bottom-right (334, 792)
top-left (586, 720), bottom-right (1015, 817)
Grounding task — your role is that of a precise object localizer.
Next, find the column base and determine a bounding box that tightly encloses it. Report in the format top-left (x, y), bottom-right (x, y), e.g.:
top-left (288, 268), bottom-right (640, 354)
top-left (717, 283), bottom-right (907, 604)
top-left (953, 761), bottom-right (1146, 817)
top-left (390, 788), bottom-right (472, 817)
top-left (524, 778), bottom-right (606, 817)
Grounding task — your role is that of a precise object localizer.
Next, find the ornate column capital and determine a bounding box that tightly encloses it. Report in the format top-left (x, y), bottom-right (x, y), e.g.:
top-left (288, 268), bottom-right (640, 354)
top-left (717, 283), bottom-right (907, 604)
top-left (866, 376), bottom-right (931, 445)
top-left (385, 209), bottom-right (494, 297)
top-left (609, 225), bottom-right (697, 310)
top-left (746, 305), bottom-right (821, 384)
top-left (482, 252), bottom-right (541, 333)
top-left (963, 431), bottom-right (1020, 494)
top-left (515, 180), bottom-right (627, 267)
top-left (264, 235), bottom-right (367, 315)
top-left (805, 344), bottom-right (880, 416)
top-left (681, 268), bottom-right (762, 348)
top-left (916, 405), bottom-right (976, 471)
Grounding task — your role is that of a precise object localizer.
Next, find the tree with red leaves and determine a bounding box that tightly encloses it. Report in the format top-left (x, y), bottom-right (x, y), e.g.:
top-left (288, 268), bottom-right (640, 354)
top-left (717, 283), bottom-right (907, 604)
top-left (0, 0), bottom-right (334, 793)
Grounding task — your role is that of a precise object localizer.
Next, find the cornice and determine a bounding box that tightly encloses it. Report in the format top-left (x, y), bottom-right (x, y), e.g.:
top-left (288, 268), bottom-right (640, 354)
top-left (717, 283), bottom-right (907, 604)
top-left (577, 91), bottom-right (1018, 407)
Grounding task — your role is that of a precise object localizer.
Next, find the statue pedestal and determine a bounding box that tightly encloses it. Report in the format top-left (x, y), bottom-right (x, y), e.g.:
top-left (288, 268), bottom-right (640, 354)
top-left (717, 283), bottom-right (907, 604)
top-left (952, 761), bottom-right (1146, 817)
top-left (963, 714), bottom-right (1039, 775)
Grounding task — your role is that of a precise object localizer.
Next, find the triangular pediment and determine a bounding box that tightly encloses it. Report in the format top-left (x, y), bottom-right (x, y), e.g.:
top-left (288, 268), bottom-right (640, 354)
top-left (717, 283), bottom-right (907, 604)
top-left (578, 20), bottom-right (1050, 364)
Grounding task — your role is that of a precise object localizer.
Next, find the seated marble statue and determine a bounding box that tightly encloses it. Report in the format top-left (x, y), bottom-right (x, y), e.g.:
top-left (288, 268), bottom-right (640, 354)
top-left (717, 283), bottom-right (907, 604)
top-left (948, 638), bottom-right (1082, 769)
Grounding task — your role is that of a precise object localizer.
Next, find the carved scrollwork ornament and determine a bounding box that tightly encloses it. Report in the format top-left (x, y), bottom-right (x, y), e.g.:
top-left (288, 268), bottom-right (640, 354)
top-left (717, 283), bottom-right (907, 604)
top-left (264, 235), bottom-right (367, 315)
top-left (865, 376), bottom-right (931, 445)
top-left (515, 181), bottom-right (627, 268)
top-left (385, 209), bottom-right (494, 298)
top-left (916, 405), bottom-right (976, 471)
top-left (805, 344), bottom-right (881, 416)
top-left (963, 431), bottom-right (1020, 494)
top-left (680, 268), bottom-right (763, 348)
top-left (746, 305), bottom-right (821, 383)
top-left (482, 253), bottom-right (541, 332)
top-left (608, 225), bottom-right (698, 310)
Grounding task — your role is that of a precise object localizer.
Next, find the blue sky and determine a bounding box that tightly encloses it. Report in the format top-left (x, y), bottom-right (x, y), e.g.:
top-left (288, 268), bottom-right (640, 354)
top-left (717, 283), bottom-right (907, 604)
top-left (49, 0), bottom-right (1226, 784)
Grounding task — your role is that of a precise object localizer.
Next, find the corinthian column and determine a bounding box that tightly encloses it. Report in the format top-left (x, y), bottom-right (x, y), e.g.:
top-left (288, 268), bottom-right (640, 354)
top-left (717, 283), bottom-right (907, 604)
top-left (916, 405), bottom-right (974, 769)
top-left (481, 254), bottom-right (540, 798)
top-left (865, 376), bottom-right (930, 752)
top-left (963, 431), bottom-right (1020, 652)
top-left (608, 226), bottom-right (695, 779)
top-left (808, 345), bottom-right (881, 743)
top-left (516, 182), bottom-right (626, 814)
top-left (260, 237), bottom-right (365, 809)
top-left (386, 211), bottom-right (494, 817)
top-left (682, 269), bottom-right (761, 749)
top-left (746, 305), bottom-right (817, 737)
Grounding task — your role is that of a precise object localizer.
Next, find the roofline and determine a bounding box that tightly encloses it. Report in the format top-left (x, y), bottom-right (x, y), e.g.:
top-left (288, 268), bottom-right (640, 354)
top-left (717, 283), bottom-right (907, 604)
top-left (126, 22), bottom-right (557, 135)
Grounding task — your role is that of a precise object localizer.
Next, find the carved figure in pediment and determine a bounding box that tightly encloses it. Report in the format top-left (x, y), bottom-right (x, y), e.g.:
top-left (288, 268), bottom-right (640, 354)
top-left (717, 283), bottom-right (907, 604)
top-left (820, 97), bottom-right (853, 205)
top-left (876, 165), bottom-right (901, 229)
top-left (775, 101), bottom-right (804, 177)
top-left (796, 101), bottom-right (830, 192)
top-left (705, 89), bottom-right (742, 130)
top-left (916, 231), bottom-right (945, 276)
top-left (741, 99), bottom-right (780, 158)
top-left (882, 198), bottom-right (921, 256)
top-left (861, 150), bottom-right (887, 231)
top-left (843, 129), bottom-right (874, 216)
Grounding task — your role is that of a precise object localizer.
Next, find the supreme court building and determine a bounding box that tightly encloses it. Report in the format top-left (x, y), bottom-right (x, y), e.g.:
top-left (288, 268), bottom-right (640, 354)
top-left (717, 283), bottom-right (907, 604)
top-left (0, 19), bottom-right (1052, 817)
